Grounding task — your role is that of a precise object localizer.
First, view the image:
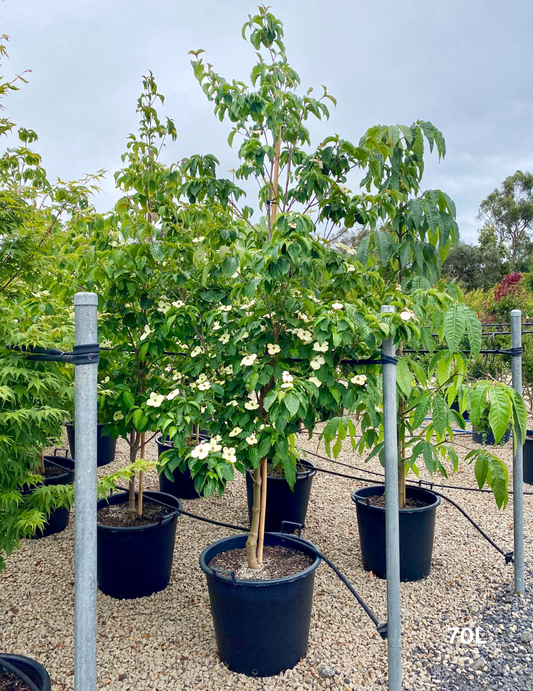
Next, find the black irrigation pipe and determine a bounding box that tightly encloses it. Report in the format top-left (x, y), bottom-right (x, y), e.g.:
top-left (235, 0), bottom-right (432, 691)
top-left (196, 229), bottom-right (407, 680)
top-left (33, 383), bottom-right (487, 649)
top-left (111, 485), bottom-right (386, 636)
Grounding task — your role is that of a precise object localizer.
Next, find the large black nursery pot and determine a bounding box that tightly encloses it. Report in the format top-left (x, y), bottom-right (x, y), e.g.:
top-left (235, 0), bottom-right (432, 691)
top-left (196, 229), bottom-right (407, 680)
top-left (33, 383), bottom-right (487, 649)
top-left (472, 428), bottom-right (511, 445)
top-left (156, 436), bottom-right (202, 500)
top-left (245, 459), bottom-right (317, 533)
top-left (0, 654), bottom-right (51, 691)
top-left (352, 485), bottom-right (441, 582)
top-left (523, 432), bottom-right (533, 485)
top-left (66, 421), bottom-right (116, 467)
top-left (199, 532), bottom-right (321, 677)
top-left (97, 490), bottom-right (181, 599)
top-left (27, 455), bottom-right (75, 539)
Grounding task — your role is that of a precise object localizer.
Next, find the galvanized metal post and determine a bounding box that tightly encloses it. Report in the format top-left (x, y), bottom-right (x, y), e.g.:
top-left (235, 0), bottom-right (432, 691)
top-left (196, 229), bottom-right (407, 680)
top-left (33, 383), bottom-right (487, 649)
top-left (74, 293), bottom-right (98, 691)
top-left (381, 305), bottom-right (402, 691)
top-left (511, 309), bottom-right (524, 595)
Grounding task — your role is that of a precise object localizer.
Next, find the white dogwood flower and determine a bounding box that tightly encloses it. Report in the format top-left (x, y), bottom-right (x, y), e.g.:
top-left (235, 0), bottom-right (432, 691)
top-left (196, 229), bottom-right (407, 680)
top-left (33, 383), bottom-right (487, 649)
top-left (309, 377), bottom-right (322, 388)
top-left (310, 355), bottom-right (326, 371)
top-left (229, 427), bottom-right (242, 437)
top-left (350, 374), bottom-right (367, 386)
top-left (147, 392), bottom-right (165, 407)
top-left (222, 447), bottom-right (237, 463)
top-left (240, 353), bottom-right (257, 367)
top-left (166, 388), bottom-right (180, 401)
top-left (267, 343), bottom-right (281, 355)
top-left (244, 401), bottom-right (259, 411)
top-left (331, 302), bottom-right (344, 310)
top-left (139, 325), bottom-right (151, 341)
top-left (190, 442), bottom-right (210, 459)
top-left (191, 346), bottom-right (202, 357)
top-left (198, 381), bottom-right (211, 391)
top-left (313, 342), bottom-right (329, 353)
top-left (246, 434), bottom-right (258, 445)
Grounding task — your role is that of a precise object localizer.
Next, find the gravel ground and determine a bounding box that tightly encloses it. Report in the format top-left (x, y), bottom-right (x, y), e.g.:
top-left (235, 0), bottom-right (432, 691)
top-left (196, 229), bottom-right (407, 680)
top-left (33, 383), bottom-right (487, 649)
top-left (1, 427), bottom-right (532, 690)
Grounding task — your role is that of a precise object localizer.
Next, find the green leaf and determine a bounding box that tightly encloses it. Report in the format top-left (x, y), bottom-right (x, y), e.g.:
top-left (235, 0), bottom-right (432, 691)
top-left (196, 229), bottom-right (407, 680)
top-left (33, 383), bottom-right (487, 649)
top-left (464, 307), bottom-right (482, 357)
top-left (488, 454), bottom-right (509, 509)
top-left (283, 455), bottom-right (297, 490)
top-left (221, 255), bottom-right (239, 277)
top-left (432, 395), bottom-right (448, 438)
top-left (488, 385), bottom-right (511, 444)
top-left (374, 231), bottom-right (390, 265)
top-left (444, 305), bottom-right (466, 352)
top-left (396, 358), bottom-right (412, 396)
top-left (411, 393), bottom-right (431, 430)
top-left (283, 392), bottom-right (300, 417)
top-left (470, 382), bottom-right (489, 427)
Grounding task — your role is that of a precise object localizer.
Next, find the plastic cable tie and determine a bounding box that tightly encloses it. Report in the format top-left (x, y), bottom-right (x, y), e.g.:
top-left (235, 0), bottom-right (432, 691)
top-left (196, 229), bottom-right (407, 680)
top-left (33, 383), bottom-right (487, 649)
top-left (376, 622), bottom-right (388, 640)
top-left (505, 551), bottom-right (514, 564)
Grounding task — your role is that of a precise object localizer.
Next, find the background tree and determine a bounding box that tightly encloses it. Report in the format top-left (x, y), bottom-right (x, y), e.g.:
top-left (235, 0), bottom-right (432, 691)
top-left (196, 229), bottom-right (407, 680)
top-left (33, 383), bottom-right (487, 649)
top-left (478, 170), bottom-right (533, 271)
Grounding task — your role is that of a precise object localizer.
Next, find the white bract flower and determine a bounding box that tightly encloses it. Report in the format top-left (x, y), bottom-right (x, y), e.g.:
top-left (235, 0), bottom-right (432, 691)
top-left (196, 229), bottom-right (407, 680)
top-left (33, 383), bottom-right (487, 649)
top-left (310, 355), bottom-right (326, 371)
top-left (212, 320), bottom-right (222, 331)
top-left (229, 427), bottom-right (242, 437)
top-left (102, 376), bottom-right (110, 384)
top-left (289, 222), bottom-right (297, 228)
top-left (240, 353), bottom-right (257, 367)
top-left (309, 377), bottom-right (322, 388)
top-left (197, 373), bottom-right (207, 383)
top-left (113, 411), bottom-right (124, 421)
top-left (244, 401), bottom-right (259, 411)
top-left (350, 374), bottom-right (368, 386)
top-left (396, 284), bottom-right (402, 292)
top-left (166, 388), bottom-right (180, 401)
top-left (267, 343), bottom-right (281, 355)
top-left (198, 381), bottom-right (211, 391)
top-left (139, 325), bottom-right (151, 341)
top-left (331, 302), bottom-right (344, 310)
top-left (157, 300), bottom-right (171, 314)
top-left (147, 392), bottom-right (165, 408)
top-left (212, 434), bottom-right (222, 443)
top-left (297, 311), bottom-right (309, 322)
top-left (191, 346), bottom-right (202, 357)
top-left (172, 371), bottom-right (183, 381)
top-left (296, 328), bottom-right (313, 343)
top-left (222, 447), bottom-right (237, 463)
top-left (246, 434), bottom-right (258, 445)
top-left (192, 236), bottom-right (205, 243)
top-left (219, 304), bottom-right (232, 312)
top-left (172, 299), bottom-right (185, 308)
top-left (228, 400), bottom-right (239, 407)
top-left (338, 184), bottom-right (351, 194)
top-left (224, 366), bottom-right (233, 375)
top-left (282, 371), bottom-right (293, 384)
top-left (400, 309), bottom-right (417, 322)
top-left (313, 341), bottom-right (329, 353)
top-left (219, 333), bottom-right (230, 344)
top-left (190, 442), bottom-right (210, 460)
top-left (209, 439), bottom-right (222, 452)
top-left (346, 264), bottom-right (356, 272)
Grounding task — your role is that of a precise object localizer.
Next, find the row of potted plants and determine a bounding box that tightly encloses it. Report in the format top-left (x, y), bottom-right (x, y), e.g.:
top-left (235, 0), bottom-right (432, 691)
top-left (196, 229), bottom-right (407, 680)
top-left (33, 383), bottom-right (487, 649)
top-left (1, 6), bottom-right (529, 685)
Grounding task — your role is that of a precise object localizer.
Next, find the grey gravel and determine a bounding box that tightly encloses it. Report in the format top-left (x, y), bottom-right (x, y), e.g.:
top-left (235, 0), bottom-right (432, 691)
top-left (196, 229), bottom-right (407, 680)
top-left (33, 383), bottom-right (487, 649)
top-left (0, 425), bottom-right (532, 690)
top-left (317, 665), bottom-right (338, 678)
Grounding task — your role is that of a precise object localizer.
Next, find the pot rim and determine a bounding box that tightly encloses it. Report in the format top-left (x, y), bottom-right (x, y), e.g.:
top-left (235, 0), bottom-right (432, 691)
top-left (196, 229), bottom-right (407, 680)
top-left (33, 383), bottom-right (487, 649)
top-left (0, 654), bottom-right (50, 691)
top-left (199, 532), bottom-right (321, 586)
top-left (43, 456), bottom-right (75, 476)
top-left (97, 490), bottom-right (181, 533)
top-left (351, 484), bottom-right (441, 514)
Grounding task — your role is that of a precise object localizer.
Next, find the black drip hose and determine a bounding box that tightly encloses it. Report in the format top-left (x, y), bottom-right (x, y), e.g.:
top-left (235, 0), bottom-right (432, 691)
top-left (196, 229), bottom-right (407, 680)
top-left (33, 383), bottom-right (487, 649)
top-left (0, 658), bottom-right (41, 691)
top-left (111, 486), bottom-right (386, 636)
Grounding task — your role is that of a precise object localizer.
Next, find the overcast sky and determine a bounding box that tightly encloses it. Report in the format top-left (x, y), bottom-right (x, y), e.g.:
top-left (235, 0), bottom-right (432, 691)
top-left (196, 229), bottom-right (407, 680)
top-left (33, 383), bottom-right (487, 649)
top-left (1, 0), bottom-right (532, 243)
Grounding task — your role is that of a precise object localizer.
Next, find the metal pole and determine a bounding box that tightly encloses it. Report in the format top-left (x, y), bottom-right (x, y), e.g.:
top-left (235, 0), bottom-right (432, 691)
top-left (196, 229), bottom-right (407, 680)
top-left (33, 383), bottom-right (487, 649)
top-left (74, 292), bottom-right (98, 691)
top-left (381, 305), bottom-right (402, 691)
top-left (511, 309), bottom-right (524, 595)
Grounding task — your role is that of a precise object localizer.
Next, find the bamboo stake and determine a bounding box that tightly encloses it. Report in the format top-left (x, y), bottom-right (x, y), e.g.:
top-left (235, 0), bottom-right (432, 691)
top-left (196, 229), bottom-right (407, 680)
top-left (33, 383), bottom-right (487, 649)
top-left (245, 465), bottom-right (262, 569)
top-left (257, 457), bottom-right (268, 563)
top-left (137, 432), bottom-right (146, 517)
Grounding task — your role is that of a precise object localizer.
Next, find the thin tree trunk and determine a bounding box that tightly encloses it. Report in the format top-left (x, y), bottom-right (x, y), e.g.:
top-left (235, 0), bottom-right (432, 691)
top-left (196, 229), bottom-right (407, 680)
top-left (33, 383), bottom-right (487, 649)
top-left (257, 457), bottom-right (268, 563)
top-left (137, 432), bottom-right (146, 517)
top-left (271, 130), bottom-right (281, 225)
top-left (39, 449), bottom-right (45, 474)
top-left (398, 398), bottom-right (407, 509)
top-left (245, 465), bottom-right (262, 569)
top-left (128, 430), bottom-right (138, 520)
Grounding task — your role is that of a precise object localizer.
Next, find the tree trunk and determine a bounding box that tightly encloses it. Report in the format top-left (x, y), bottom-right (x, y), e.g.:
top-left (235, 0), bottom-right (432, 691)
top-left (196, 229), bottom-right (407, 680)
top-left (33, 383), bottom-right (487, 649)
top-left (398, 459), bottom-right (406, 509)
top-left (257, 457), bottom-right (268, 563)
top-left (245, 465), bottom-right (262, 569)
top-left (137, 432), bottom-right (146, 517)
top-left (128, 431), bottom-right (138, 521)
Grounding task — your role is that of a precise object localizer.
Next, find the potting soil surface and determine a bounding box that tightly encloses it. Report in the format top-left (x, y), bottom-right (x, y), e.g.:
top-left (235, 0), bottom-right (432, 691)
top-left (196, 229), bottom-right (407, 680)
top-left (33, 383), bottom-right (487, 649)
top-left (209, 545), bottom-right (314, 580)
top-left (0, 671), bottom-right (33, 691)
top-left (266, 461), bottom-right (312, 479)
top-left (43, 465), bottom-right (67, 479)
top-left (367, 495), bottom-right (431, 509)
top-left (97, 498), bottom-right (174, 527)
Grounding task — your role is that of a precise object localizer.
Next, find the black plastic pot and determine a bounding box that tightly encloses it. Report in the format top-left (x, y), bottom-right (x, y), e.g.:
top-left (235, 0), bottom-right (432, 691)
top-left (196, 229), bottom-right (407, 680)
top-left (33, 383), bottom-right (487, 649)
top-left (199, 532), bottom-right (321, 677)
top-left (26, 456), bottom-right (75, 539)
top-left (450, 399), bottom-right (470, 421)
top-left (156, 436), bottom-right (201, 500)
top-left (0, 654), bottom-right (51, 691)
top-left (352, 485), bottom-right (441, 582)
top-left (523, 435), bottom-right (533, 485)
top-left (97, 490), bottom-right (181, 599)
top-left (245, 460), bottom-right (316, 533)
top-left (472, 428), bottom-right (511, 445)
top-left (66, 421), bottom-right (116, 467)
